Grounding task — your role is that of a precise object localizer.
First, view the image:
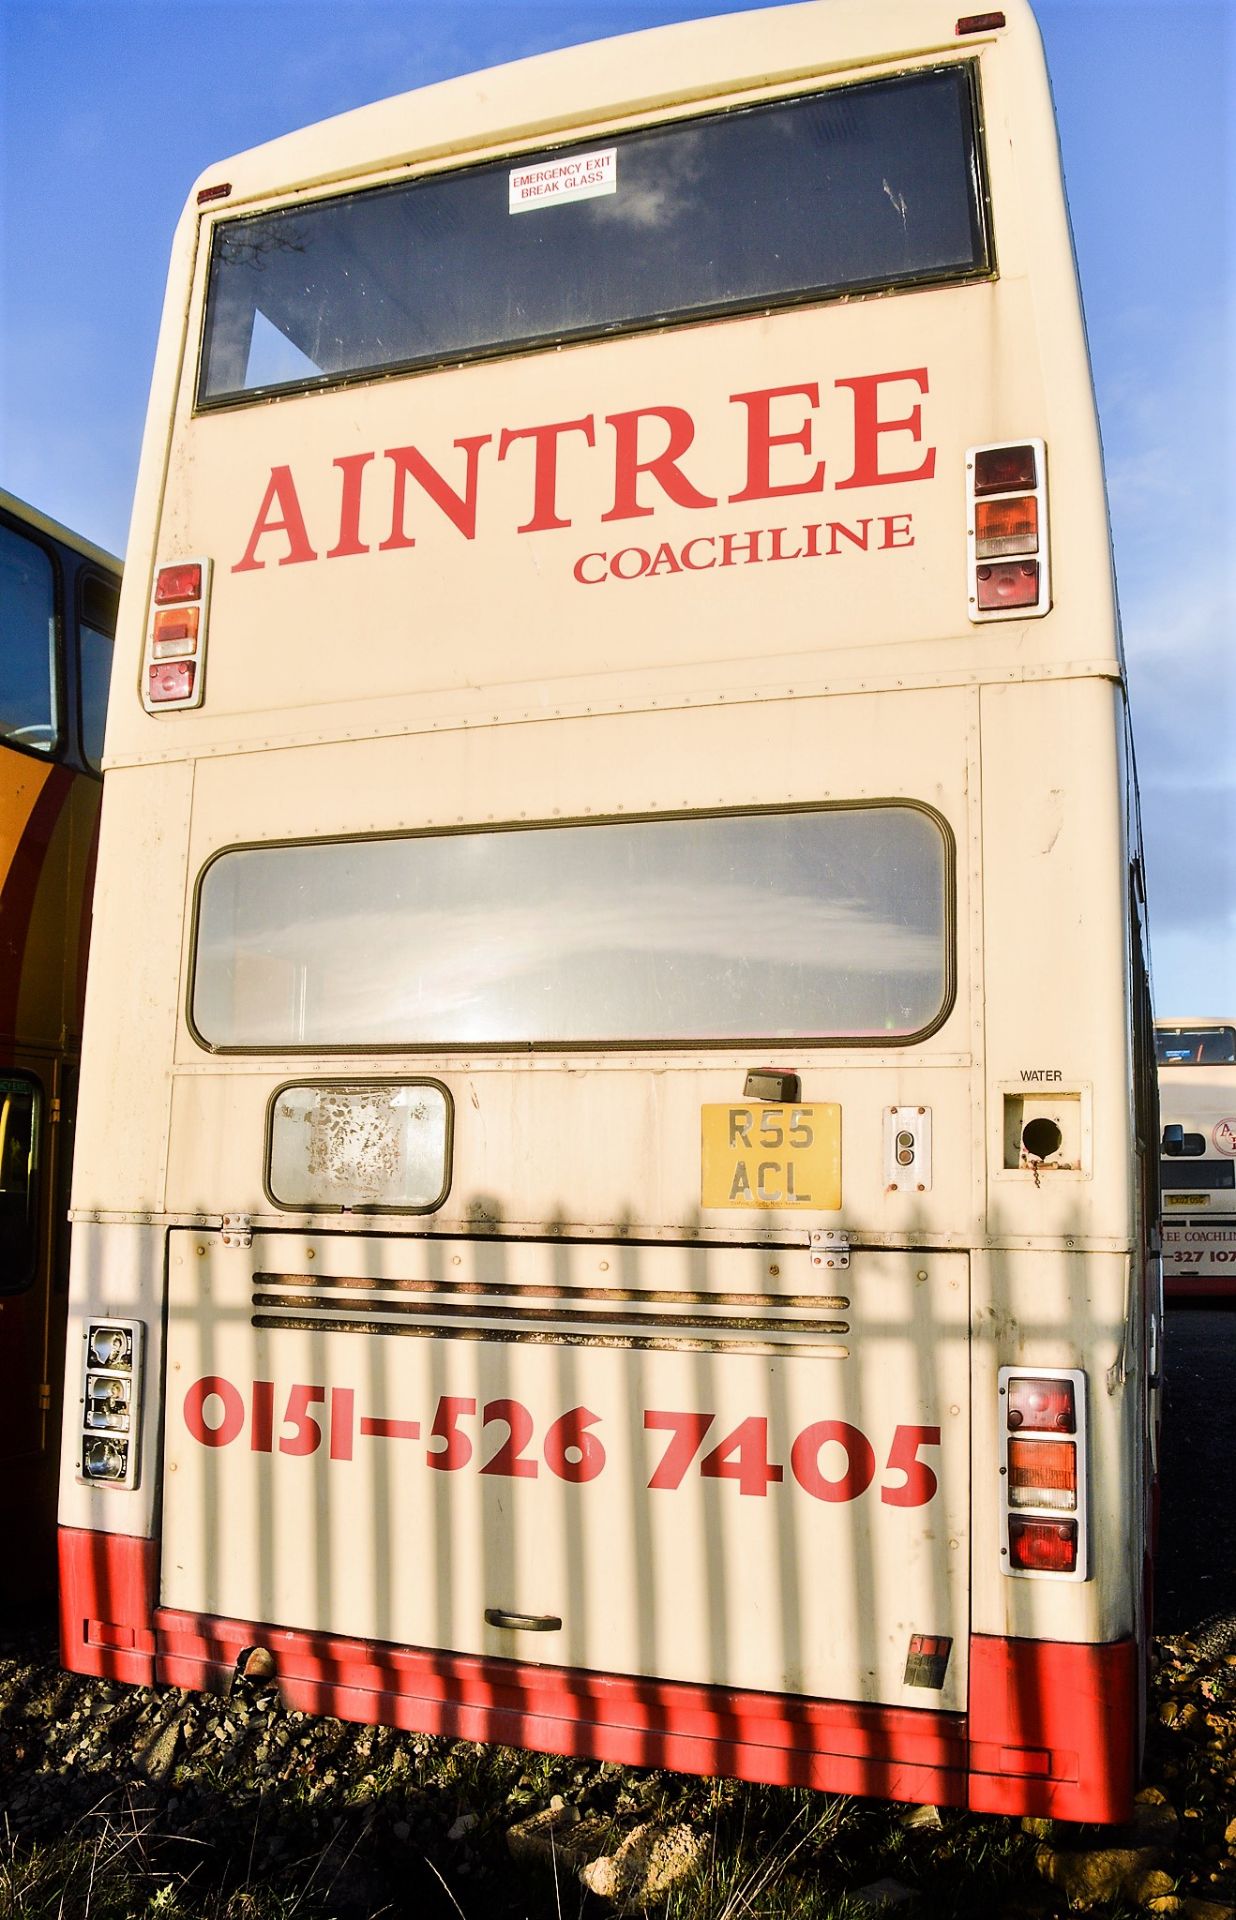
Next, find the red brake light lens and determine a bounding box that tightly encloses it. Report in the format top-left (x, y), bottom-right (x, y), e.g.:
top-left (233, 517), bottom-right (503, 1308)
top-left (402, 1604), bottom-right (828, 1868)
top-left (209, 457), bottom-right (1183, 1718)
top-left (1008, 1437), bottom-right (1077, 1509)
top-left (149, 660), bottom-right (196, 704)
top-left (1009, 1516), bottom-right (1078, 1573)
top-left (976, 560), bottom-right (1040, 609)
top-left (974, 444), bottom-right (1037, 493)
top-left (155, 563), bottom-right (203, 605)
top-left (1007, 1376), bottom-right (1076, 1433)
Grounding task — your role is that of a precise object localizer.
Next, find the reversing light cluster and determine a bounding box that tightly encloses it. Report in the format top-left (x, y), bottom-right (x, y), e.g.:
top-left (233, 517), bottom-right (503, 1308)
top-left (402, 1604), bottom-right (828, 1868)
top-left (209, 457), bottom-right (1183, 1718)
top-left (999, 1365), bottom-right (1087, 1579)
top-left (966, 440), bottom-right (1050, 621)
top-left (77, 1320), bottom-right (144, 1489)
top-left (142, 559), bottom-right (211, 711)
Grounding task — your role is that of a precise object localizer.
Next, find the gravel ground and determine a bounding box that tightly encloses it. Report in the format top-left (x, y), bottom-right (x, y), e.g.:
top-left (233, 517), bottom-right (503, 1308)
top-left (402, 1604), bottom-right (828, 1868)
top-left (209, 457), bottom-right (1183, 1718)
top-left (1, 1612), bottom-right (1234, 1919)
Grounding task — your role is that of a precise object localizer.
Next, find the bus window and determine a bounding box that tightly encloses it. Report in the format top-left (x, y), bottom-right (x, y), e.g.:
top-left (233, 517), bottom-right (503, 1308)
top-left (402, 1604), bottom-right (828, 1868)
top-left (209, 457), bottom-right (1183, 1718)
top-left (0, 524), bottom-right (57, 755)
top-left (0, 1075), bottom-right (41, 1293)
top-left (1155, 1025), bottom-right (1236, 1066)
top-left (78, 574), bottom-right (119, 772)
top-left (191, 805), bottom-right (951, 1051)
top-left (199, 65), bottom-right (989, 405)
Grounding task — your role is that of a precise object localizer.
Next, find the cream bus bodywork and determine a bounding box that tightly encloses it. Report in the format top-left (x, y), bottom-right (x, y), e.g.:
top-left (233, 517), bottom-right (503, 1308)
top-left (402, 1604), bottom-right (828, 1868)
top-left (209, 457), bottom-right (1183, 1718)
top-left (60, 0), bottom-right (1155, 1819)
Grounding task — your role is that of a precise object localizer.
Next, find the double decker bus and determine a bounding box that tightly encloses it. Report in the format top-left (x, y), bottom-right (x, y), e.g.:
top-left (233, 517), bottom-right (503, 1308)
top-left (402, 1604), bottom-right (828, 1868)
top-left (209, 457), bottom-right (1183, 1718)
top-left (0, 489), bottom-right (117, 1608)
top-left (59, 0), bottom-right (1159, 1820)
top-left (1157, 1019), bottom-right (1236, 1301)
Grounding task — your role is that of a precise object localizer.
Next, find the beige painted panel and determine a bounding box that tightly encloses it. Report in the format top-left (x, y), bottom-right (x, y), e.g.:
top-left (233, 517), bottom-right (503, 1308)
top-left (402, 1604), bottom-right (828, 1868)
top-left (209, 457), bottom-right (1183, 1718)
top-left (980, 678), bottom-right (1135, 1245)
top-left (161, 1232), bottom-right (970, 1707)
top-left (72, 763), bottom-right (194, 1213)
top-left (968, 1248), bottom-right (1143, 1646)
top-left (103, 0), bottom-right (1114, 770)
top-left (161, 686), bottom-right (976, 1239)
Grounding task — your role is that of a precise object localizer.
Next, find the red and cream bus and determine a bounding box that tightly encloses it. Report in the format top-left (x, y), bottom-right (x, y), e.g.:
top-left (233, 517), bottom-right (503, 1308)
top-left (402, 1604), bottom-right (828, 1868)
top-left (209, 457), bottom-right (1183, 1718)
top-left (1157, 1019), bottom-right (1236, 1302)
top-left (0, 488), bottom-right (117, 1608)
top-left (59, 0), bottom-right (1159, 1821)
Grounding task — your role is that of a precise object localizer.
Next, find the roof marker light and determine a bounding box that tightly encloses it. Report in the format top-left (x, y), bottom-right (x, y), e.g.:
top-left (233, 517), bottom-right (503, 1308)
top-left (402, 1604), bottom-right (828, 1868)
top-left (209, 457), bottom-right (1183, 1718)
top-left (957, 12), bottom-right (1007, 33)
top-left (197, 182), bottom-right (233, 206)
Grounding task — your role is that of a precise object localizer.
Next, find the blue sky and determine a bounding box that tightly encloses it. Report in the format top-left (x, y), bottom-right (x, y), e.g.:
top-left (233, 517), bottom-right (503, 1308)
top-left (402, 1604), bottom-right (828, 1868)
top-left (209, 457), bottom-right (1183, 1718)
top-left (0, 0), bottom-right (1232, 1013)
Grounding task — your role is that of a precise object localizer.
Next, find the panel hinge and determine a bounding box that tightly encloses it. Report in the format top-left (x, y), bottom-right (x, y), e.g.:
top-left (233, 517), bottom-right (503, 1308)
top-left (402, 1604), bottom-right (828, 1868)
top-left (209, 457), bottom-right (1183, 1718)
top-left (221, 1213), bottom-right (253, 1249)
top-left (37, 1381), bottom-right (52, 1411)
top-left (809, 1228), bottom-right (850, 1271)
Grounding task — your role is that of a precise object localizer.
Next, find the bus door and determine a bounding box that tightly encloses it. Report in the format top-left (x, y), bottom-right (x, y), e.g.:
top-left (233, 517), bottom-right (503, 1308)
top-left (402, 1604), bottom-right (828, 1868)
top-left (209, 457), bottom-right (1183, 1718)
top-left (161, 1227), bottom-right (970, 1713)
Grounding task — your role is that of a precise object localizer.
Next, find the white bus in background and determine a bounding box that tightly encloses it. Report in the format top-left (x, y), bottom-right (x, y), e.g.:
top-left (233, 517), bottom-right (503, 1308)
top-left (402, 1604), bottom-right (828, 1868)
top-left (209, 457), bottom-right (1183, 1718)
top-left (59, 0), bottom-right (1158, 1822)
top-left (1157, 1020), bottom-right (1236, 1302)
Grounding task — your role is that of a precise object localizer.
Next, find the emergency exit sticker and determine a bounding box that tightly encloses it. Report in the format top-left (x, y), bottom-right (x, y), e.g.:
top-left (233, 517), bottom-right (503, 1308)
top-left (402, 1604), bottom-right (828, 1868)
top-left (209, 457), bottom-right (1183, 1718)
top-left (509, 147), bottom-right (617, 213)
top-left (701, 1103), bottom-right (842, 1210)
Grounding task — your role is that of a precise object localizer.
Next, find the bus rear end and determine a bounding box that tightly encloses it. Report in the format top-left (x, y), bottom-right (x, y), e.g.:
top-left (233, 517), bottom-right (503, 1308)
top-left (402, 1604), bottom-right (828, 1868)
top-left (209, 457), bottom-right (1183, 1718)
top-left (60, 0), bottom-right (1155, 1820)
top-left (1157, 1020), bottom-right (1236, 1300)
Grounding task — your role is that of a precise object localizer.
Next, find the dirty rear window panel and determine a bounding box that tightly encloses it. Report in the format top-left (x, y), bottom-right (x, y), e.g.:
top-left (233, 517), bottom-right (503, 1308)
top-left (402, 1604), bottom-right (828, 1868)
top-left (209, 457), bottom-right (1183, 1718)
top-left (190, 805), bottom-right (952, 1051)
top-left (198, 65), bottom-right (989, 405)
top-left (1155, 1026), bottom-right (1236, 1066)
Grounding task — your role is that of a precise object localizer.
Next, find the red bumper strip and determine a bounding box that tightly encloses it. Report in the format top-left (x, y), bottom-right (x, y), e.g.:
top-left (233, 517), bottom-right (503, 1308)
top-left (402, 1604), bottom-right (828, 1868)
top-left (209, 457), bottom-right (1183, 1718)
top-left (58, 1529), bottom-right (1135, 1819)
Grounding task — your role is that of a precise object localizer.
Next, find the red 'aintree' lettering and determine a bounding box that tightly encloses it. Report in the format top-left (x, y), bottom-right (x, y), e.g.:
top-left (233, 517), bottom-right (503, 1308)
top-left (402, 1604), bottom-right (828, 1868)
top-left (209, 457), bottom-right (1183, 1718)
top-left (229, 370), bottom-right (938, 570)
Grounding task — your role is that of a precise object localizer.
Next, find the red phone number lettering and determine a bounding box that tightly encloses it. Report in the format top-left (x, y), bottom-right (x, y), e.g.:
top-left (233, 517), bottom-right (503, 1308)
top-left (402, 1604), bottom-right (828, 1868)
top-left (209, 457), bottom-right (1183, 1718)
top-left (183, 1378), bottom-right (940, 1507)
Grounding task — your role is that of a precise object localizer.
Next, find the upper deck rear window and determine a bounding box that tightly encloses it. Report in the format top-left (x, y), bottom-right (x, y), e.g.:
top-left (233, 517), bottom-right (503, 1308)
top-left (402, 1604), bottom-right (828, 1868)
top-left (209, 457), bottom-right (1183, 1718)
top-left (198, 65), bottom-right (989, 406)
top-left (1156, 1027), bottom-right (1236, 1066)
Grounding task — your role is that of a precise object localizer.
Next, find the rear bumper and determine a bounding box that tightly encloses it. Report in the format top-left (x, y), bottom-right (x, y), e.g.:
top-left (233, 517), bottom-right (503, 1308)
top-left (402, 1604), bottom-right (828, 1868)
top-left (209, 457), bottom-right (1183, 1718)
top-left (59, 1526), bottom-right (1137, 1821)
top-left (1164, 1272), bottom-right (1236, 1302)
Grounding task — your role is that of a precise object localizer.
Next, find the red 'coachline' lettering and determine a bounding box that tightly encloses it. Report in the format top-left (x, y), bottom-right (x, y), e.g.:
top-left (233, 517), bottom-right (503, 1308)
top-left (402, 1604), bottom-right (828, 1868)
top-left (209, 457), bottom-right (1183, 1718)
top-left (229, 370), bottom-right (937, 572)
top-left (572, 514), bottom-right (915, 583)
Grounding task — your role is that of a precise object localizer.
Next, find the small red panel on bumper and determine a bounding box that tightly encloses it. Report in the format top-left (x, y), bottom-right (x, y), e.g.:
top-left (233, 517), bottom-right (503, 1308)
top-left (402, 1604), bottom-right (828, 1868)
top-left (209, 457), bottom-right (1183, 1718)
top-left (968, 1632), bottom-right (1137, 1821)
top-left (58, 1527), bottom-right (158, 1683)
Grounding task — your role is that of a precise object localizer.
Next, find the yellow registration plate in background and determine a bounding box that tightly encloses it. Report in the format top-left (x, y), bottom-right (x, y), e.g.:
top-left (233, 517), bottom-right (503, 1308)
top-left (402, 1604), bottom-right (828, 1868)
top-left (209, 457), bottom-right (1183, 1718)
top-left (701, 1103), bottom-right (841, 1210)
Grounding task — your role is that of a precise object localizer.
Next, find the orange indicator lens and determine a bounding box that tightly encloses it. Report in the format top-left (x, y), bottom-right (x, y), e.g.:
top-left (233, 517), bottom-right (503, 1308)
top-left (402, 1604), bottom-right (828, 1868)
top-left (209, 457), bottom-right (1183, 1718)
top-left (975, 495), bottom-right (1038, 558)
top-left (152, 607), bottom-right (200, 658)
top-left (1008, 1438), bottom-right (1077, 1509)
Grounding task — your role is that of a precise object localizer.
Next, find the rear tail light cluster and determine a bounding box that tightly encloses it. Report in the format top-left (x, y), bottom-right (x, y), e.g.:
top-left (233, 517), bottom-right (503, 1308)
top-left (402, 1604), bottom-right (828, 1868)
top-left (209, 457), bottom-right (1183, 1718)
top-left (76, 1320), bottom-right (144, 1490)
top-left (142, 558), bottom-right (211, 711)
top-left (967, 440), bottom-right (1050, 621)
top-left (999, 1366), bottom-right (1087, 1579)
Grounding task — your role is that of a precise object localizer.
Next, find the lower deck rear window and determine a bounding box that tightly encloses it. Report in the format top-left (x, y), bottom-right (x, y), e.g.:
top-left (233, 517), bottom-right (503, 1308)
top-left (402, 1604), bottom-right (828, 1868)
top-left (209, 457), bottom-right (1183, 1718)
top-left (1160, 1160), bottom-right (1236, 1192)
top-left (191, 804), bottom-right (952, 1052)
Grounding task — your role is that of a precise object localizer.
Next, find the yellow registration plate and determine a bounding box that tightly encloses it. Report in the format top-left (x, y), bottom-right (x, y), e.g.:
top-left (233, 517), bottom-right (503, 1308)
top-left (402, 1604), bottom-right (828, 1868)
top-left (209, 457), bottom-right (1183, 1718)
top-left (700, 1103), bottom-right (841, 1210)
